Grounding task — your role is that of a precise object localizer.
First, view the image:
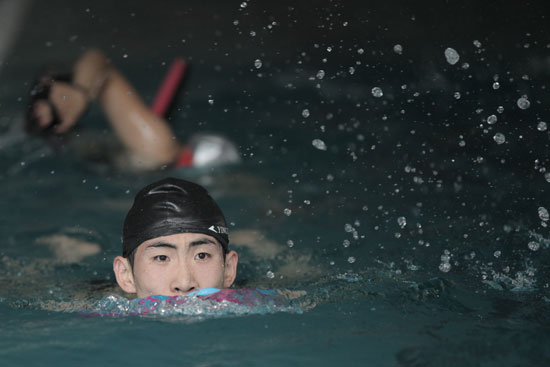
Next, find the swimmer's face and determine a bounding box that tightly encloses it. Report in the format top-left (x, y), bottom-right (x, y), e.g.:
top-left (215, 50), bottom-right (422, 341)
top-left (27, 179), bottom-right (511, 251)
top-left (113, 233), bottom-right (238, 298)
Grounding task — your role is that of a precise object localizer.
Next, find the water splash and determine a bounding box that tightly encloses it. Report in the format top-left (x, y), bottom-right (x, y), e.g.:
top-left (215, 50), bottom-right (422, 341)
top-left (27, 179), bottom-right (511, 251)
top-left (527, 241), bottom-right (540, 251)
top-left (517, 97), bottom-right (531, 110)
top-left (487, 115), bottom-right (497, 125)
top-left (371, 87), bottom-right (383, 98)
top-left (312, 139), bottom-right (327, 151)
top-left (393, 44), bottom-right (403, 54)
top-left (493, 133), bottom-right (506, 145)
top-left (482, 264), bottom-right (537, 292)
top-left (397, 216), bottom-right (407, 229)
top-left (444, 47), bottom-right (460, 65)
top-left (538, 207), bottom-right (549, 222)
top-left (81, 290), bottom-right (305, 318)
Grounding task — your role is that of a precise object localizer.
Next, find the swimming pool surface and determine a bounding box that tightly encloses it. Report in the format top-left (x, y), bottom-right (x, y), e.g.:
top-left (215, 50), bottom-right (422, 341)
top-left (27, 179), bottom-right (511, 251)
top-left (1, 1), bottom-right (549, 366)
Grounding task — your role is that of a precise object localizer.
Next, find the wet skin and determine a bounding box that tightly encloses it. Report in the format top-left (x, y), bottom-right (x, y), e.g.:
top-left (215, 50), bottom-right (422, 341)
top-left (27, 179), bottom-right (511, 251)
top-left (113, 233), bottom-right (238, 298)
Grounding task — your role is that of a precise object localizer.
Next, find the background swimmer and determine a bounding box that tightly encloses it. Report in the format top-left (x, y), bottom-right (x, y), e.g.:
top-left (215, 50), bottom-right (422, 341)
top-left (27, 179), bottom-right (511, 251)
top-left (26, 49), bottom-right (239, 170)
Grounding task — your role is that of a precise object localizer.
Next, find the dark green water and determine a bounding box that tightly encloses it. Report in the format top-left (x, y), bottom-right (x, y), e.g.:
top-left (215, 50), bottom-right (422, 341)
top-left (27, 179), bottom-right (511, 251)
top-left (1, 1), bottom-right (549, 366)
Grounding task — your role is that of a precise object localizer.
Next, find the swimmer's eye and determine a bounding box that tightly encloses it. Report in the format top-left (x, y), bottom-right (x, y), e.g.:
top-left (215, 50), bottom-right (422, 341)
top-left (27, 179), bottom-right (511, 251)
top-left (195, 252), bottom-right (211, 261)
top-left (153, 255), bottom-right (169, 262)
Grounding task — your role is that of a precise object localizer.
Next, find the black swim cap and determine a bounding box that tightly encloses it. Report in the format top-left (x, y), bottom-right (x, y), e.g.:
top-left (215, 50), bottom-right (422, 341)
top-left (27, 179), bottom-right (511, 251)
top-left (122, 178), bottom-right (229, 257)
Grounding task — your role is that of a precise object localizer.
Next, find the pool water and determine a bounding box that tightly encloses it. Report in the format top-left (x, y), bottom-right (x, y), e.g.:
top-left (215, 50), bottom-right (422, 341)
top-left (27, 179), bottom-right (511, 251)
top-left (1, 1), bottom-right (549, 366)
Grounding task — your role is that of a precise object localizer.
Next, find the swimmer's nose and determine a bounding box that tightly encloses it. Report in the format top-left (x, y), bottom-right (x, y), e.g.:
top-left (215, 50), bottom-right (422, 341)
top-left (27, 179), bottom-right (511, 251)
top-left (170, 268), bottom-right (198, 296)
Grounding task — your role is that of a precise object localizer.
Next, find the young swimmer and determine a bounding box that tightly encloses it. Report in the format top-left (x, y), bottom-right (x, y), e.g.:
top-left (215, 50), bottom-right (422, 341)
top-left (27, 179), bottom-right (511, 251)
top-left (107, 177), bottom-right (312, 316)
top-left (26, 49), bottom-right (239, 170)
top-left (113, 177), bottom-right (238, 298)
top-left (0, 177), bottom-right (313, 315)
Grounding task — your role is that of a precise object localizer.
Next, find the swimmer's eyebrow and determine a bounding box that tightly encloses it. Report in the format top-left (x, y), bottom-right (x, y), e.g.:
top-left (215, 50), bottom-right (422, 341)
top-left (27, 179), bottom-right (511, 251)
top-left (145, 242), bottom-right (177, 251)
top-left (189, 237), bottom-right (218, 247)
top-left (144, 238), bottom-right (218, 250)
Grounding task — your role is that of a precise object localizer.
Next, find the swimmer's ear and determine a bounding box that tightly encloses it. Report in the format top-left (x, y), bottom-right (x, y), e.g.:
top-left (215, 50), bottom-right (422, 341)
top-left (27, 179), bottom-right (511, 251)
top-left (113, 256), bottom-right (137, 294)
top-left (223, 250), bottom-right (238, 288)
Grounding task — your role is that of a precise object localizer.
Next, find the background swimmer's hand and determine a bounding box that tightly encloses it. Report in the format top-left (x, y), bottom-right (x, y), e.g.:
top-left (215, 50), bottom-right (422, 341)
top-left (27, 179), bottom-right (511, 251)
top-left (276, 289), bottom-right (317, 311)
top-left (35, 234), bottom-right (100, 263)
top-left (276, 289), bottom-right (307, 299)
top-left (49, 82), bottom-right (89, 134)
top-left (230, 229), bottom-right (283, 258)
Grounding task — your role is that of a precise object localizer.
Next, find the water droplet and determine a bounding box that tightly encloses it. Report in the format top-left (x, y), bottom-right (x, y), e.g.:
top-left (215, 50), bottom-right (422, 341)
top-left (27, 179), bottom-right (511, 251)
top-left (493, 82), bottom-right (500, 90)
top-left (266, 270), bottom-right (275, 279)
top-left (316, 70), bottom-right (325, 79)
top-left (254, 59), bottom-right (262, 69)
top-left (444, 47), bottom-right (460, 65)
top-left (487, 114), bottom-right (498, 124)
top-left (302, 108), bottom-right (310, 118)
top-left (493, 250), bottom-right (501, 258)
top-left (208, 99), bottom-right (214, 105)
top-left (544, 172), bottom-right (550, 183)
top-left (357, 48), bottom-right (364, 54)
top-left (312, 139), bottom-right (327, 151)
top-left (493, 132), bottom-right (506, 145)
top-left (397, 216), bottom-right (407, 229)
top-left (538, 207), bottom-right (549, 221)
top-left (286, 240), bottom-right (294, 248)
top-left (240, 2), bottom-right (248, 8)
top-left (371, 87), bottom-right (383, 98)
top-left (453, 92), bottom-right (461, 99)
top-left (439, 262), bottom-right (451, 272)
top-left (537, 121), bottom-right (547, 131)
top-left (473, 40), bottom-right (482, 48)
top-left (342, 239), bottom-right (350, 248)
top-left (393, 44), bottom-right (403, 54)
top-left (283, 208), bottom-right (292, 216)
top-left (528, 241), bottom-right (540, 251)
top-left (497, 106), bottom-right (504, 113)
top-left (517, 97), bottom-right (531, 110)
top-left (347, 256), bottom-right (356, 264)
top-left (458, 140), bottom-right (466, 147)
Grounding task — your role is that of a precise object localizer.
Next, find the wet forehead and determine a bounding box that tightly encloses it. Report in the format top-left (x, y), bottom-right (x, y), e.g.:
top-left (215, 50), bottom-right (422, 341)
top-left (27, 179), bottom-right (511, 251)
top-left (138, 232), bottom-right (221, 253)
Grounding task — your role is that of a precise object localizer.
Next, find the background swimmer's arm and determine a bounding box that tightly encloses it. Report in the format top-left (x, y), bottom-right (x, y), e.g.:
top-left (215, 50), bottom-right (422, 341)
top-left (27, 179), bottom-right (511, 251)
top-left (74, 49), bottom-right (182, 168)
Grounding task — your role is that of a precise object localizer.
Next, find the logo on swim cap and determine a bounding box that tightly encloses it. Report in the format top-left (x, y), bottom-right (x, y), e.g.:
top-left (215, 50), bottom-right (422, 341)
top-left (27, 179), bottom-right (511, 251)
top-left (209, 225), bottom-right (229, 235)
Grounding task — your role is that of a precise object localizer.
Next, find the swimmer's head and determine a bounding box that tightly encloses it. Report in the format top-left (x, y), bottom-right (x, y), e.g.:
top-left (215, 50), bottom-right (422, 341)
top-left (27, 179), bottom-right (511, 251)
top-left (115, 177), bottom-right (238, 297)
top-left (122, 177), bottom-right (230, 260)
top-left (25, 70), bottom-right (73, 150)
